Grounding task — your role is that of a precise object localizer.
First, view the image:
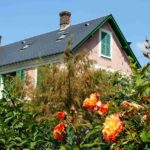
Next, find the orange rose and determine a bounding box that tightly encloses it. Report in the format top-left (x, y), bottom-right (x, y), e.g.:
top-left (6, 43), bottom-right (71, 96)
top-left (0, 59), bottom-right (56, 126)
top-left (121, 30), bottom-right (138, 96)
top-left (57, 112), bottom-right (66, 119)
top-left (53, 122), bottom-right (65, 141)
top-left (115, 148), bottom-right (124, 150)
top-left (98, 103), bottom-right (109, 115)
top-left (102, 114), bottom-right (123, 142)
top-left (83, 93), bottom-right (101, 110)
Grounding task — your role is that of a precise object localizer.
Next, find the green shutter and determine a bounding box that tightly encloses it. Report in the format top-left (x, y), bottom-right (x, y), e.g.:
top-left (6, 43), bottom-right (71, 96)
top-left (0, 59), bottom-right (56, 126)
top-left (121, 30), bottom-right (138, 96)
top-left (16, 70), bottom-right (25, 80)
top-left (0, 75), bottom-right (1, 87)
top-left (106, 33), bottom-right (110, 56)
top-left (101, 31), bottom-right (111, 57)
top-left (101, 31), bottom-right (106, 55)
top-left (0, 74), bottom-right (4, 99)
top-left (0, 74), bottom-right (2, 99)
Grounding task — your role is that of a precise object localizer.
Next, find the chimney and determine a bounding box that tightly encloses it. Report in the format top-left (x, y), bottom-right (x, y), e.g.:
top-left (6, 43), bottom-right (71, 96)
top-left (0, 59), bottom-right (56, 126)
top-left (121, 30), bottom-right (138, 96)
top-left (59, 11), bottom-right (71, 30)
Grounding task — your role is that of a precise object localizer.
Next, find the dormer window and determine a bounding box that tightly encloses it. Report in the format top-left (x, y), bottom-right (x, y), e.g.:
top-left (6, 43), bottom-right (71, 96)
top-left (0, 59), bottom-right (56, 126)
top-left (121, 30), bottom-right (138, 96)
top-left (100, 29), bottom-right (112, 58)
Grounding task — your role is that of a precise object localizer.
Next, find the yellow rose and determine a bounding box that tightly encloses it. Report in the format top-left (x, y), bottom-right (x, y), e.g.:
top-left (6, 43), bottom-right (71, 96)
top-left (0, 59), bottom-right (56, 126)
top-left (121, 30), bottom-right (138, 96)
top-left (83, 93), bottom-right (101, 110)
top-left (102, 113), bottom-right (123, 142)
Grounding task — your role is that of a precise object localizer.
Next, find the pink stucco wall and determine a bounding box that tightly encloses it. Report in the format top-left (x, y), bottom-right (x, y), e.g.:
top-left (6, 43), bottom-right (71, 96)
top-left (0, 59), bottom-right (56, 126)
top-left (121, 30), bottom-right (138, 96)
top-left (25, 68), bottom-right (37, 88)
top-left (78, 22), bottom-right (132, 74)
top-left (25, 22), bottom-right (132, 85)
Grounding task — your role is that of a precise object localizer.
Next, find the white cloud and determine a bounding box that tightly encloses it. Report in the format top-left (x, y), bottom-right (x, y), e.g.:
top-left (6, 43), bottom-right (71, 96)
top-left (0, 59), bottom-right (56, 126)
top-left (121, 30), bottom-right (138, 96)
top-left (136, 42), bottom-right (146, 51)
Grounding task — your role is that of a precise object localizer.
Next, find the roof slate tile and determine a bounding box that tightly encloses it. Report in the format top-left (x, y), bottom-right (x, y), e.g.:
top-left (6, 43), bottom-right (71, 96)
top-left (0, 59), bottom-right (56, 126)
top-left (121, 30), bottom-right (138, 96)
top-left (0, 15), bottom-right (108, 66)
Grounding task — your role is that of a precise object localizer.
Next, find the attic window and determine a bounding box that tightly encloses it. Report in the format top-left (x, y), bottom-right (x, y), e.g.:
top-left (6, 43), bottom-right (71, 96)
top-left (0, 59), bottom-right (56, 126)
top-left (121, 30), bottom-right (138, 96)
top-left (85, 23), bottom-right (90, 26)
top-left (100, 30), bottom-right (112, 58)
top-left (20, 44), bottom-right (30, 51)
top-left (23, 44), bottom-right (29, 49)
top-left (20, 41), bottom-right (32, 51)
top-left (56, 34), bottom-right (66, 42)
top-left (21, 40), bottom-right (26, 44)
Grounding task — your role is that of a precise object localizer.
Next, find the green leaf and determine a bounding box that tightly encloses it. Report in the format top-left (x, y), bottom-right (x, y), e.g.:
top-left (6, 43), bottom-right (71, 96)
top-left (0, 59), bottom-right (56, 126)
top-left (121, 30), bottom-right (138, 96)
top-left (14, 122), bottom-right (24, 129)
top-left (4, 116), bottom-right (13, 123)
top-left (59, 146), bottom-right (66, 150)
top-left (73, 146), bottom-right (80, 150)
top-left (17, 139), bottom-right (28, 146)
top-left (140, 130), bottom-right (150, 142)
top-left (14, 137), bottom-right (22, 142)
top-left (80, 125), bottom-right (104, 148)
top-left (29, 142), bottom-right (36, 149)
top-left (0, 139), bottom-right (5, 144)
top-left (67, 124), bottom-right (73, 150)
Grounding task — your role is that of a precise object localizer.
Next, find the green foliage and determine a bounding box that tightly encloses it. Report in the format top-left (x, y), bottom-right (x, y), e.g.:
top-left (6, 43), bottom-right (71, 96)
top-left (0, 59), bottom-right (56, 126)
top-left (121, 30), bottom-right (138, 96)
top-left (80, 125), bottom-right (106, 149)
top-left (3, 76), bottom-right (26, 100)
top-left (0, 90), bottom-right (59, 149)
top-left (31, 50), bottom-right (133, 122)
top-left (140, 130), bottom-right (150, 143)
top-left (1, 60), bottom-right (149, 149)
top-left (129, 57), bottom-right (150, 100)
top-left (134, 63), bottom-right (150, 97)
top-left (67, 124), bottom-right (73, 150)
top-left (0, 38), bottom-right (149, 149)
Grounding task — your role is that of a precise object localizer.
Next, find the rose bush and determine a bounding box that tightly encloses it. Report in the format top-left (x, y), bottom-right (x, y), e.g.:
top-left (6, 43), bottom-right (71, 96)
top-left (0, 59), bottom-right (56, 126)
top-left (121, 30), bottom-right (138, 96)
top-left (0, 40), bottom-right (149, 149)
top-left (102, 113), bottom-right (123, 143)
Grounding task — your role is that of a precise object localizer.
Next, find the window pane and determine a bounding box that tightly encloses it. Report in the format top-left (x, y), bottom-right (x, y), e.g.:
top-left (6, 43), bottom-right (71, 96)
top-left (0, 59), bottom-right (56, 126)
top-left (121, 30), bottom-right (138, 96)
top-left (105, 33), bottom-right (110, 56)
top-left (101, 31), bottom-right (110, 57)
top-left (16, 70), bottom-right (25, 80)
top-left (101, 32), bottom-right (107, 55)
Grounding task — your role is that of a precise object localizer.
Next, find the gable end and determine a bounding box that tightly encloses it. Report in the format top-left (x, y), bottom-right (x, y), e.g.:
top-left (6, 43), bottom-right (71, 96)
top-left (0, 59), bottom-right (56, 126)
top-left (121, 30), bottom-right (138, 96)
top-left (72, 15), bottom-right (141, 68)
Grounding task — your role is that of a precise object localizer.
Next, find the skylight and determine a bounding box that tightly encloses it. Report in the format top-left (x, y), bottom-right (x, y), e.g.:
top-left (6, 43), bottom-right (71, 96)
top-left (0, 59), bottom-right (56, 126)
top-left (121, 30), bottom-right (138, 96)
top-left (85, 23), bottom-right (90, 26)
top-left (22, 44), bottom-right (29, 49)
top-left (21, 40), bottom-right (26, 44)
top-left (20, 44), bottom-right (30, 51)
top-left (19, 40), bottom-right (32, 51)
top-left (56, 34), bottom-right (66, 42)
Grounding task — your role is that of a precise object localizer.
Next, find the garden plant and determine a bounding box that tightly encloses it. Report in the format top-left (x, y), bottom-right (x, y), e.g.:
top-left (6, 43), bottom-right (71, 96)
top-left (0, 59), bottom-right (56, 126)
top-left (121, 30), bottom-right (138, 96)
top-left (0, 39), bottom-right (149, 150)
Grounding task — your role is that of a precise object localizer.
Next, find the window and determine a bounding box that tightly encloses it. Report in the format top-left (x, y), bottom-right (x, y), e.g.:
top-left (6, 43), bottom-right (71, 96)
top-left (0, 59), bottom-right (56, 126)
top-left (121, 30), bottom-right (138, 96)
top-left (0, 74), bottom-right (4, 99)
top-left (100, 30), bottom-right (112, 58)
top-left (16, 70), bottom-right (25, 80)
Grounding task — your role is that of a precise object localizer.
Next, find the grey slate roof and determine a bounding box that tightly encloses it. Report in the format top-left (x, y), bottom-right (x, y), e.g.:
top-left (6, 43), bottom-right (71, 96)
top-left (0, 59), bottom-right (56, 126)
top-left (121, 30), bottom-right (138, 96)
top-left (0, 15), bottom-right (108, 67)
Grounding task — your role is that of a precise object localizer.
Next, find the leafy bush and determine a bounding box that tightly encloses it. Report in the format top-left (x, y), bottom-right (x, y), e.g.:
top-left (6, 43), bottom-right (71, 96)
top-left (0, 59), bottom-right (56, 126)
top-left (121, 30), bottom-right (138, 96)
top-left (0, 90), bottom-right (59, 149)
top-left (31, 50), bottom-right (133, 120)
top-left (0, 39), bottom-right (149, 149)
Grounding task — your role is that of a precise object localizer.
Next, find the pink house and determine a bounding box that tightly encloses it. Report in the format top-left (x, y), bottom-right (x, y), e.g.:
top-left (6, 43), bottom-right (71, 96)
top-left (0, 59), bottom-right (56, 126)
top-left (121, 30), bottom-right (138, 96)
top-left (0, 11), bottom-right (140, 97)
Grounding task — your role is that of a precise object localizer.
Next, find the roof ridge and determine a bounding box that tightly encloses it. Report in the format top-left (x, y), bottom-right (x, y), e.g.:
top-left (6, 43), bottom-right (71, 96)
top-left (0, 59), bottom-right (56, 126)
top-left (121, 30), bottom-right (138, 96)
top-left (1, 14), bottom-right (110, 47)
top-left (71, 14), bottom-right (110, 27)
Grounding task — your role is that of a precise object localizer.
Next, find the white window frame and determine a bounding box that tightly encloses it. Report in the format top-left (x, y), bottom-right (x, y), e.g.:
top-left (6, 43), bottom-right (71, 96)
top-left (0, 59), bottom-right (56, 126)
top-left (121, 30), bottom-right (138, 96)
top-left (99, 29), bottom-right (112, 59)
top-left (0, 75), bottom-right (4, 99)
top-left (35, 68), bottom-right (38, 87)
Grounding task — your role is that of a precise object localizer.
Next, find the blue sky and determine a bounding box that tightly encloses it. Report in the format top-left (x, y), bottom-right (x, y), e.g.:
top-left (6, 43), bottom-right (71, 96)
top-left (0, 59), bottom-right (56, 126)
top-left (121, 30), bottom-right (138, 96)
top-left (0, 0), bottom-right (149, 66)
